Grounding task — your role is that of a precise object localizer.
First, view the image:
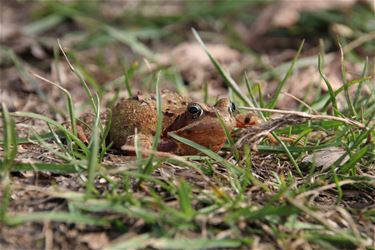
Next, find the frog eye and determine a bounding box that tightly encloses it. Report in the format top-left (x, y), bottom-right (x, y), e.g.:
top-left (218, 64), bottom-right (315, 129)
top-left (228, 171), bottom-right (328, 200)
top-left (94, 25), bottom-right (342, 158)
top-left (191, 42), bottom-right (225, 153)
top-left (229, 102), bottom-right (236, 113)
top-left (188, 103), bottom-right (203, 118)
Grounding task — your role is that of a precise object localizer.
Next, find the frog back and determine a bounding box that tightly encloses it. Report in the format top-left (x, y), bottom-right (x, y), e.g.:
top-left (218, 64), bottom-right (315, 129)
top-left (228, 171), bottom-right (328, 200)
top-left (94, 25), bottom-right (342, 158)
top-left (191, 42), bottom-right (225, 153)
top-left (110, 90), bottom-right (189, 149)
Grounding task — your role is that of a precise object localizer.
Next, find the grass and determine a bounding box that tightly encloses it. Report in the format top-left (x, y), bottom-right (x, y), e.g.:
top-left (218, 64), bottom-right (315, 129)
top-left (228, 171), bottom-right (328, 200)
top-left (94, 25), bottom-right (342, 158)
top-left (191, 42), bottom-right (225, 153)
top-left (1, 1), bottom-right (374, 249)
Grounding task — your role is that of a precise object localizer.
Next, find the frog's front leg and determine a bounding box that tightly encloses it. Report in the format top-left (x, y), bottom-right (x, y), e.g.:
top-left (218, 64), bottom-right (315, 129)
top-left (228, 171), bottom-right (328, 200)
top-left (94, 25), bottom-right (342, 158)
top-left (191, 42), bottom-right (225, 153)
top-left (120, 134), bottom-right (190, 155)
top-left (74, 111), bottom-right (109, 144)
top-left (156, 138), bottom-right (190, 155)
top-left (119, 133), bottom-right (154, 155)
top-left (77, 124), bottom-right (90, 144)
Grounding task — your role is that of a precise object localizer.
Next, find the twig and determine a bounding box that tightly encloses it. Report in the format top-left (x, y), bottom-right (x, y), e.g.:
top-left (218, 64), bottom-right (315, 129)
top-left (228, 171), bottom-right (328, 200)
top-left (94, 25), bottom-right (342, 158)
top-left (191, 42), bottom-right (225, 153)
top-left (280, 91), bottom-right (318, 114)
top-left (57, 39), bottom-right (75, 71)
top-left (239, 106), bottom-right (368, 129)
top-left (33, 73), bottom-right (65, 90)
top-left (296, 180), bottom-right (355, 199)
top-left (343, 31), bottom-right (375, 54)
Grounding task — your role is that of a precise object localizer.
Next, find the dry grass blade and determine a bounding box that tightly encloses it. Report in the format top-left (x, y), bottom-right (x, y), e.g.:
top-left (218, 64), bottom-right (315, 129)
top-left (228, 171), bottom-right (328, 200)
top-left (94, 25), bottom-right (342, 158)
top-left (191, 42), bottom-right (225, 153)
top-left (58, 39), bottom-right (98, 114)
top-left (296, 180), bottom-right (355, 199)
top-left (32, 73), bottom-right (77, 137)
top-left (239, 106), bottom-right (368, 129)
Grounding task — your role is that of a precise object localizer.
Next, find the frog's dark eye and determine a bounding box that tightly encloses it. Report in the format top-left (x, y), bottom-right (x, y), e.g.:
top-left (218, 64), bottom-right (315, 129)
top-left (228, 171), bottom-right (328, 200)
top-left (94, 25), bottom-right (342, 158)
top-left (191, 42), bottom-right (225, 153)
top-left (229, 102), bottom-right (236, 113)
top-left (188, 103), bottom-right (203, 118)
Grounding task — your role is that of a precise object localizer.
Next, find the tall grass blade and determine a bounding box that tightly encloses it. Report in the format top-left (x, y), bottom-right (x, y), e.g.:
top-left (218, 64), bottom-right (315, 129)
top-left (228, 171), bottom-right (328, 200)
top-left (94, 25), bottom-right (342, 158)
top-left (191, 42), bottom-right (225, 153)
top-left (58, 40), bottom-right (98, 114)
top-left (105, 26), bottom-right (154, 60)
top-left (86, 95), bottom-right (101, 195)
top-left (216, 112), bottom-right (240, 161)
top-left (123, 61), bottom-right (138, 97)
top-left (33, 73), bottom-right (78, 137)
top-left (338, 41), bottom-right (356, 116)
top-left (169, 133), bottom-right (243, 176)
top-left (244, 75), bottom-right (266, 121)
top-left (142, 72), bottom-right (163, 176)
top-left (177, 180), bottom-right (195, 219)
top-left (0, 104), bottom-right (17, 223)
top-left (318, 54), bottom-right (340, 115)
top-left (22, 14), bottom-right (64, 36)
top-left (267, 40), bottom-right (305, 109)
top-left (339, 145), bottom-right (369, 174)
top-left (354, 57), bottom-right (369, 107)
top-left (192, 28), bottom-right (252, 106)
top-left (1, 104), bottom-right (17, 175)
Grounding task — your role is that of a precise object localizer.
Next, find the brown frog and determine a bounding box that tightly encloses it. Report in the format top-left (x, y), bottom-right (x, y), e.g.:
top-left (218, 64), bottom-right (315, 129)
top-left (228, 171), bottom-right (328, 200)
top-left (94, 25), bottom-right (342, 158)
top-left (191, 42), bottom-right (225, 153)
top-left (77, 90), bottom-right (258, 155)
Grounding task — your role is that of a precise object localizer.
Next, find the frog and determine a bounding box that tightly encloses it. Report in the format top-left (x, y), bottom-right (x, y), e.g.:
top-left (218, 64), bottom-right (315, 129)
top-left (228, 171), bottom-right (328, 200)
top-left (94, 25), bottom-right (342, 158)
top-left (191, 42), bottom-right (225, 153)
top-left (76, 90), bottom-right (259, 155)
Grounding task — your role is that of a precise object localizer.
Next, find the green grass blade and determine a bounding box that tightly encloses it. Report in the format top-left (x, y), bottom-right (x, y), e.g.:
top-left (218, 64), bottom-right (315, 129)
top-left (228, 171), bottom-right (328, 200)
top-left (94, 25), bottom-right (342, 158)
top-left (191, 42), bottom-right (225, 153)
top-left (318, 54), bottom-right (340, 115)
top-left (11, 111), bottom-right (88, 154)
top-left (192, 28), bottom-right (252, 106)
top-left (256, 143), bottom-right (341, 153)
top-left (100, 109), bottom-right (112, 160)
top-left (123, 62), bottom-right (138, 97)
top-left (0, 180), bottom-right (11, 223)
top-left (34, 73), bottom-right (78, 137)
top-left (152, 73), bottom-right (163, 151)
top-left (354, 57), bottom-right (369, 108)
top-left (216, 112), bottom-right (240, 161)
top-left (22, 14), bottom-right (64, 36)
top-left (31, 129), bottom-right (75, 163)
top-left (1, 104), bottom-right (18, 175)
top-left (105, 26), bottom-right (154, 60)
top-left (4, 212), bottom-right (109, 226)
top-left (86, 94), bottom-right (101, 195)
top-left (267, 40), bottom-right (305, 109)
top-left (244, 75), bottom-right (266, 120)
top-left (230, 205), bottom-right (299, 221)
top-left (4, 161), bottom-right (81, 173)
top-left (0, 104), bottom-right (17, 223)
top-left (58, 40), bottom-right (98, 114)
top-left (338, 41), bottom-right (356, 116)
top-left (168, 133), bottom-right (242, 176)
top-left (339, 145), bottom-right (369, 174)
top-left (77, 64), bottom-right (104, 98)
top-left (74, 201), bottom-right (159, 223)
top-left (271, 132), bottom-right (303, 177)
top-left (177, 180), bottom-right (195, 219)
top-left (0, 132), bottom-right (56, 145)
top-left (335, 127), bottom-right (372, 171)
top-left (142, 72), bottom-right (163, 176)
top-left (323, 76), bottom-right (371, 110)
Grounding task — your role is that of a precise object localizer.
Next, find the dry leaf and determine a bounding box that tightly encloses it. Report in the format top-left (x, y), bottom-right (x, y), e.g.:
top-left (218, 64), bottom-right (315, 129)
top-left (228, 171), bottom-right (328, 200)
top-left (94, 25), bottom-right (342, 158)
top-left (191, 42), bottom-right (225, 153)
top-left (81, 233), bottom-right (109, 250)
top-left (303, 147), bottom-right (350, 170)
